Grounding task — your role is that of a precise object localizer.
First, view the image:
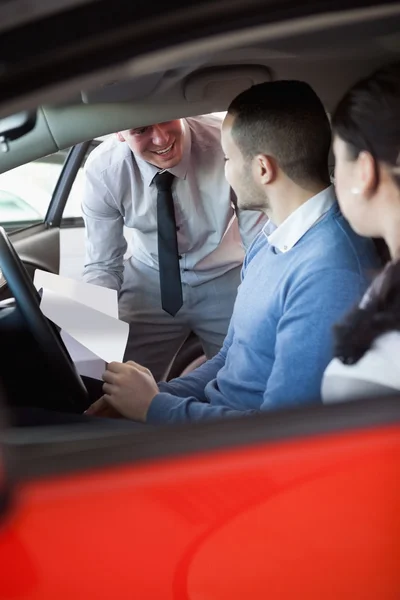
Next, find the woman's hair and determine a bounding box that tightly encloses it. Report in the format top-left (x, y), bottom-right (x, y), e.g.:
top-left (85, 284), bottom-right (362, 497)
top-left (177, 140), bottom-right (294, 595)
top-left (332, 62), bottom-right (400, 364)
top-left (331, 61), bottom-right (400, 187)
top-left (334, 261), bottom-right (400, 364)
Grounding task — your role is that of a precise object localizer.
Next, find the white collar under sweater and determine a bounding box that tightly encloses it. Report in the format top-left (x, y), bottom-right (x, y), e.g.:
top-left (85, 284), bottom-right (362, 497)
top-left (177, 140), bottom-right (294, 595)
top-left (263, 184), bottom-right (336, 253)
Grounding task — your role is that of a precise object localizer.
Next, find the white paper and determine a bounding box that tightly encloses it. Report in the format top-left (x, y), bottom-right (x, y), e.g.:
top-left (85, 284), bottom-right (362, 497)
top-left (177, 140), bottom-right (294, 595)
top-left (34, 269), bottom-right (118, 318)
top-left (60, 331), bottom-right (106, 380)
top-left (40, 288), bottom-right (129, 364)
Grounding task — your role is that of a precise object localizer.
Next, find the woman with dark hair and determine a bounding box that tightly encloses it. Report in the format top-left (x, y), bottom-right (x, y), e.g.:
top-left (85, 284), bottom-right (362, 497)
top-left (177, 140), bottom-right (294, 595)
top-left (322, 61), bottom-right (400, 402)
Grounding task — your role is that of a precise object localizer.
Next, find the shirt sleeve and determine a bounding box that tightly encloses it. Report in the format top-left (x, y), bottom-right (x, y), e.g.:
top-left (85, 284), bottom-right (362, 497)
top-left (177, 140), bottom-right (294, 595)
top-left (81, 164), bottom-right (127, 291)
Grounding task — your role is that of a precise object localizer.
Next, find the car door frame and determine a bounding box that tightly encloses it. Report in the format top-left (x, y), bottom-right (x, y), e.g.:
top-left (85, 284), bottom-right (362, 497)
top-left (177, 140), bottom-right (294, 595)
top-left (3, 141), bottom-right (93, 291)
top-left (45, 140), bottom-right (92, 229)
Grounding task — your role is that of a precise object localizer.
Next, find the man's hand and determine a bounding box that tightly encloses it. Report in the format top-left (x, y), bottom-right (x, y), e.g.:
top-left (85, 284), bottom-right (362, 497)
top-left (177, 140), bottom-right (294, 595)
top-left (86, 361), bottom-right (159, 422)
top-left (85, 395), bottom-right (124, 419)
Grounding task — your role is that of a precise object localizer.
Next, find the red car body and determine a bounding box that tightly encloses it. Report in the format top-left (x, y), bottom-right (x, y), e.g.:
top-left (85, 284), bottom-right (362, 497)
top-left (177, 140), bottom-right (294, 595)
top-left (0, 401), bottom-right (399, 599)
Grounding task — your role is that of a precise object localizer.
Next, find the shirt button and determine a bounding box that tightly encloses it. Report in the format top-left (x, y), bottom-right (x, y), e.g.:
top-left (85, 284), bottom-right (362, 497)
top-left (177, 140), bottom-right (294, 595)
top-left (179, 255), bottom-right (183, 259)
top-left (283, 245), bottom-right (288, 251)
top-left (176, 226), bottom-right (180, 231)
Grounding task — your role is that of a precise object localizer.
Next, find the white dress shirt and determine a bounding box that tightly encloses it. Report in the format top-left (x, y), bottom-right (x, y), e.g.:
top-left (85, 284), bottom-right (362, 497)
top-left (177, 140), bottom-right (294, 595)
top-left (264, 184), bottom-right (337, 251)
top-left (82, 114), bottom-right (266, 291)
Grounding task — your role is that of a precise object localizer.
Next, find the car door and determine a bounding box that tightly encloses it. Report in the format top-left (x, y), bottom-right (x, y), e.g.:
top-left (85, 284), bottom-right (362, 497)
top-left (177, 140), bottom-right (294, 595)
top-left (0, 136), bottom-right (129, 286)
top-left (0, 141), bottom-right (93, 299)
top-left (54, 140), bottom-right (101, 279)
top-left (0, 394), bottom-right (399, 599)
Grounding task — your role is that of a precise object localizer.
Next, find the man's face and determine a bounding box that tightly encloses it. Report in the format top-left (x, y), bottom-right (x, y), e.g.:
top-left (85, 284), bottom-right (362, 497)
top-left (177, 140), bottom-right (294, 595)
top-left (221, 113), bottom-right (268, 211)
top-left (119, 120), bottom-right (185, 169)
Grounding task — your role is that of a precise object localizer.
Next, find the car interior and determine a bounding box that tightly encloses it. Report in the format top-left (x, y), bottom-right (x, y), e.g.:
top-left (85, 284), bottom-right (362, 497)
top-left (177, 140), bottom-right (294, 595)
top-left (0, 3), bottom-right (400, 425)
top-left (0, 5), bottom-right (400, 596)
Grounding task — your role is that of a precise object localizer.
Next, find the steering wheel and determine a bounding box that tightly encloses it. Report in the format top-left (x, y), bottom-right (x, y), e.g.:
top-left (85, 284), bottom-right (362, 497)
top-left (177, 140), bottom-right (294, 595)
top-left (0, 226), bottom-right (88, 410)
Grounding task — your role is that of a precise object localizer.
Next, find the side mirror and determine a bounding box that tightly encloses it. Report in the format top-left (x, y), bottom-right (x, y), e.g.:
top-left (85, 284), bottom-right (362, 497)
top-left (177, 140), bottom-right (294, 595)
top-left (0, 112), bottom-right (37, 153)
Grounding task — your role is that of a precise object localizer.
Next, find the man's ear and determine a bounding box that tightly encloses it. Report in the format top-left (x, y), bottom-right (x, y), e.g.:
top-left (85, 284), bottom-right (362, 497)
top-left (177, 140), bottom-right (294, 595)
top-left (115, 132), bottom-right (125, 142)
top-left (254, 154), bottom-right (275, 185)
top-left (357, 151), bottom-right (377, 196)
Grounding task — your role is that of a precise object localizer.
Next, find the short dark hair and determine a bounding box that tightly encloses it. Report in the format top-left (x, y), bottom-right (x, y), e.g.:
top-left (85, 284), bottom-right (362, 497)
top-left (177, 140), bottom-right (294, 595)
top-left (332, 61), bottom-right (400, 188)
top-left (228, 80), bottom-right (331, 185)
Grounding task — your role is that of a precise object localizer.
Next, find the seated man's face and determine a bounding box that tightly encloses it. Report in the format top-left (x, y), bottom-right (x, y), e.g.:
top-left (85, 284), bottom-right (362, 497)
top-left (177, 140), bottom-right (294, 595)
top-left (118, 120), bottom-right (185, 169)
top-left (222, 113), bottom-right (268, 212)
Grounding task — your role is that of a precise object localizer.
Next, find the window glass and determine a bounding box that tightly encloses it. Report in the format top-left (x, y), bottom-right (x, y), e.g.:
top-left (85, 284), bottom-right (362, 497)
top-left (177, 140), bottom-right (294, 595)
top-left (0, 150), bottom-right (69, 231)
top-left (63, 138), bottom-right (107, 220)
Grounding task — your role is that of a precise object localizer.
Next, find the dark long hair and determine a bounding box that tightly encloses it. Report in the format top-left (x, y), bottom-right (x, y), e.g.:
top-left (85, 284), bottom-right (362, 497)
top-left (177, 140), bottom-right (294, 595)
top-left (332, 61), bottom-right (400, 189)
top-left (331, 61), bottom-right (400, 363)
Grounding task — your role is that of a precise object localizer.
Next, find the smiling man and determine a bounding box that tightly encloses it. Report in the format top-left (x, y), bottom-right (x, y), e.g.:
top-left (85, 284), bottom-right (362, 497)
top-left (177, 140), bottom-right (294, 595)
top-left (86, 80), bottom-right (380, 424)
top-left (82, 115), bottom-right (265, 381)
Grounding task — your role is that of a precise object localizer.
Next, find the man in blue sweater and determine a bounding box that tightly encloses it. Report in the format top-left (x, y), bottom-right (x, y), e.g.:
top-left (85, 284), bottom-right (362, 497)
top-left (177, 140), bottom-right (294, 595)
top-left (87, 80), bottom-right (380, 424)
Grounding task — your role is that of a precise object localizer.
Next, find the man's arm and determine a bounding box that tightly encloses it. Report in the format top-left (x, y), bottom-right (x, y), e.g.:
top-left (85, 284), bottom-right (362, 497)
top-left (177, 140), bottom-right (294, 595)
top-left (147, 325), bottom-right (254, 424)
top-left (259, 268), bottom-right (365, 410)
top-left (148, 268), bottom-right (364, 423)
top-left (87, 325), bottom-right (235, 422)
top-left (156, 324), bottom-right (234, 399)
top-left (81, 165), bottom-right (127, 291)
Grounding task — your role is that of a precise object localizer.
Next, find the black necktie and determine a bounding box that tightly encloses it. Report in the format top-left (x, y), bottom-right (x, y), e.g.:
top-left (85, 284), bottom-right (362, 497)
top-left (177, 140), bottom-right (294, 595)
top-left (154, 171), bottom-right (183, 316)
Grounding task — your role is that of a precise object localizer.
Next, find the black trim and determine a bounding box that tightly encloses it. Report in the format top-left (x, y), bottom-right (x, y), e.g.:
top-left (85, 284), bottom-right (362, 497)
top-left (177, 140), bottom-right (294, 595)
top-left (0, 1), bottom-right (397, 109)
top-left (2, 219), bottom-right (43, 234)
top-left (60, 216), bottom-right (84, 229)
top-left (4, 395), bottom-right (400, 482)
top-left (46, 141), bottom-right (92, 227)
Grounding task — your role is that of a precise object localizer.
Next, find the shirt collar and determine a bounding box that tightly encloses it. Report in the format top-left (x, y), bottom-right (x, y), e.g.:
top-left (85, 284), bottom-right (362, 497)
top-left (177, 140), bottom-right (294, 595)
top-left (264, 184), bottom-right (336, 253)
top-left (133, 119), bottom-right (192, 187)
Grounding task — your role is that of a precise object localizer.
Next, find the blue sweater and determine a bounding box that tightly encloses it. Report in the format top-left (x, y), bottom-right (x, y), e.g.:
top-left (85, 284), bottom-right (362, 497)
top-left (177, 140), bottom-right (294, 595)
top-left (147, 203), bottom-right (380, 424)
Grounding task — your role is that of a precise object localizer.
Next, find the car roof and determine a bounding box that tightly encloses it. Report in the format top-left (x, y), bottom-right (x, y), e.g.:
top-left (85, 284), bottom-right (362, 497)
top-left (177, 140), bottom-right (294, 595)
top-left (0, 1), bottom-right (399, 171)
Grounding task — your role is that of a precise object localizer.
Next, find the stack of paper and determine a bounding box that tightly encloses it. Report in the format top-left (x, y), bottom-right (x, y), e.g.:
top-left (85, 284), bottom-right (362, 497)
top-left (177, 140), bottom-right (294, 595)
top-left (33, 270), bottom-right (129, 380)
